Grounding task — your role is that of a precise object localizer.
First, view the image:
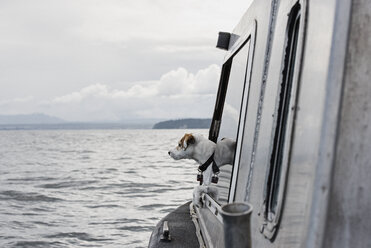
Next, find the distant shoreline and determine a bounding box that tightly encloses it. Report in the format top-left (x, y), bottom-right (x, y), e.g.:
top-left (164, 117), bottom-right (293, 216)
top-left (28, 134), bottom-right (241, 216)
top-left (0, 115), bottom-right (212, 130)
top-left (153, 118), bottom-right (211, 129)
top-left (0, 123), bottom-right (154, 130)
top-left (0, 122), bottom-right (211, 131)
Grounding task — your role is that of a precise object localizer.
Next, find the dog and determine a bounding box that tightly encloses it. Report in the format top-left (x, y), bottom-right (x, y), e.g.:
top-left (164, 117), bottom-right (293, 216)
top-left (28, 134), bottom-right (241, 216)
top-left (168, 133), bottom-right (235, 207)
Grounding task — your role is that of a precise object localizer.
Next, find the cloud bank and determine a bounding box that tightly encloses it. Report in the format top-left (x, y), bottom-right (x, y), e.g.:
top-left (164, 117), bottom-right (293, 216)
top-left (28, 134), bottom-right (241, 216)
top-left (0, 0), bottom-right (250, 101)
top-left (0, 0), bottom-right (253, 122)
top-left (0, 64), bottom-right (220, 122)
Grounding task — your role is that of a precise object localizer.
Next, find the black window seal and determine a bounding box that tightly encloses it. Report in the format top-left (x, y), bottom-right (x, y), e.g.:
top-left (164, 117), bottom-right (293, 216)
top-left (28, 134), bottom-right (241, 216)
top-left (261, 1), bottom-right (303, 240)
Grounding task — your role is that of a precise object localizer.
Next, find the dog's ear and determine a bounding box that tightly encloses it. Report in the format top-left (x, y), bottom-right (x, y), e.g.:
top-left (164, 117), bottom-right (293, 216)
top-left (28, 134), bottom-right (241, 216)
top-left (186, 134), bottom-right (195, 146)
top-left (183, 133), bottom-right (196, 149)
top-left (182, 133), bottom-right (195, 150)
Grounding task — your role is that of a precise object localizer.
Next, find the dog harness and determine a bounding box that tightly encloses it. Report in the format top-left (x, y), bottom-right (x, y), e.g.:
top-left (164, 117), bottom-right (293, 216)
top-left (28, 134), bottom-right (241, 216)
top-left (197, 153), bottom-right (220, 185)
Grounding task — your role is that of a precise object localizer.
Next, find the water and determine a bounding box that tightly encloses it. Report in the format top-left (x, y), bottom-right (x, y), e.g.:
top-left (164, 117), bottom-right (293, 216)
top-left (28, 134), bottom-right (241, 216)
top-left (0, 129), bottom-right (208, 248)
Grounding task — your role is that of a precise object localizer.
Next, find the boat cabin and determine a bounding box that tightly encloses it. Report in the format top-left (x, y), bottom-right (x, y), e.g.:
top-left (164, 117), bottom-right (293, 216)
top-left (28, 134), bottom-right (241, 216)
top-left (149, 0), bottom-right (371, 247)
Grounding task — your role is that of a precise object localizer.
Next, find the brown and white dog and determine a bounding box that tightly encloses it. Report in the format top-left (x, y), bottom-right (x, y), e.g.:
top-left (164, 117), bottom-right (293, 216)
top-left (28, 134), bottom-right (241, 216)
top-left (168, 133), bottom-right (235, 207)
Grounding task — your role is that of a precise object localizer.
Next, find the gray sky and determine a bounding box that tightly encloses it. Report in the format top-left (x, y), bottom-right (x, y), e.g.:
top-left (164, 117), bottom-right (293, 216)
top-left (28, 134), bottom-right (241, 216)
top-left (0, 0), bottom-right (252, 122)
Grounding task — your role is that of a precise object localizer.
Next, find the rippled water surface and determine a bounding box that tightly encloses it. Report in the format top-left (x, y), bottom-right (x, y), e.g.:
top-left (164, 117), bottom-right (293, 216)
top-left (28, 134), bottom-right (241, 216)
top-left (0, 129), bottom-right (207, 248)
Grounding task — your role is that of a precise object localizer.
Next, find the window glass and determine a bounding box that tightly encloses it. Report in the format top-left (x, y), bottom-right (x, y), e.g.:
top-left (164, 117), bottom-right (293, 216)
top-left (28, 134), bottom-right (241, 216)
top-left (214, 40), bottom-right (250, 204)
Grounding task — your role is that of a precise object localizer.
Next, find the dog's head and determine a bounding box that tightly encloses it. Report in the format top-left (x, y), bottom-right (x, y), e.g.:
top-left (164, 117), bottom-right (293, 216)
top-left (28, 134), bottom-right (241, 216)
top-left (168, 133), bottom-right (196, 160)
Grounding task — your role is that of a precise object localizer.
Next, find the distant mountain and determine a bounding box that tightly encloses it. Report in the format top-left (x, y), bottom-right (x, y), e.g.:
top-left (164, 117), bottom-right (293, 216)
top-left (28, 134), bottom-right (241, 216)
top-left (0, 122), bottom-right (155, 130)
top-left (0, 113), bottom-right (65, 125)
top-left (0, 115), bottom-right (211, 130)
top-left (153, 118), bottom-right (211, 129)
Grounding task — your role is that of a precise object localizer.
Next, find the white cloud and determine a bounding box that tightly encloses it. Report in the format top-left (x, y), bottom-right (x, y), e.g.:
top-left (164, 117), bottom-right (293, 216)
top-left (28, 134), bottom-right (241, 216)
top-left (0, 96), bottom-right (37, 115)
top-left (0, 0), bottom-right (252, 120)
top-left (36, 64), bottom-right (221, 122)
top-left (0, 0), bottom-right (251, 101)
top-left (0, 96), bottom-right (34, 106)
top-left (52, 64), bottom-right (219, 101)
top-left (156, 64), bottom-right (220, 96)
top-left (53, 84), bottom-right (110, 103)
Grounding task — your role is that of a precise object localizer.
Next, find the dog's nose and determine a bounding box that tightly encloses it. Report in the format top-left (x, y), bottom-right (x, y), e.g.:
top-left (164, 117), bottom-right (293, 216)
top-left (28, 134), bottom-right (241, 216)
top-left (168, 151), bottom-right (171, 155)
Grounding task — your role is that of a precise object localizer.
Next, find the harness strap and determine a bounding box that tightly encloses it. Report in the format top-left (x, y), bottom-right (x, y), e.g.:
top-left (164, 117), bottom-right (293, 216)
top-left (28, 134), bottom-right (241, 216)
top-left (198, 153), bottom-right (220, 174)
top-left (212, 162), bottom-right (220, 174)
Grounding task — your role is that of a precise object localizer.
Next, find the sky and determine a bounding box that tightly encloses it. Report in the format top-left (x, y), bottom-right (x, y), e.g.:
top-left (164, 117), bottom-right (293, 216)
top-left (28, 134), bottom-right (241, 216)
top-left (0, 0), bottom-right (252, 122)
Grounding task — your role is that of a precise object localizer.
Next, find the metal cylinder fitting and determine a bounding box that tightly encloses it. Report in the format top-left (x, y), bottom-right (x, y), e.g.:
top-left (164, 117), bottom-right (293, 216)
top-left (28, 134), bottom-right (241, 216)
top-left (220, 202), bottom-right (253, 248)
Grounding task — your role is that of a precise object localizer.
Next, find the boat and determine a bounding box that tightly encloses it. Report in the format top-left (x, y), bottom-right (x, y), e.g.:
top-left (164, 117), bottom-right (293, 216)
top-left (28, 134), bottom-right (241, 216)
top-left (149, 0), bottom-right (371, 247)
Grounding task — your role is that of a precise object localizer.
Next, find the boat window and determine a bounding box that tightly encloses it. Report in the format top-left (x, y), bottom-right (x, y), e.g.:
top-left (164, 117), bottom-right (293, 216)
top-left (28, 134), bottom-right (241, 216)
top-left (262, 2), bottom-right (301, 239)
top-left (209, 40), bottom-right (251, 205)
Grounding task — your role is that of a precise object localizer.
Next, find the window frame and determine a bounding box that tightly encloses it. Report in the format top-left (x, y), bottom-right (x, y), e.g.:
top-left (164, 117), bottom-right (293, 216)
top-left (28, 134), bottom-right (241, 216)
top-left (228, 21), bottom-right (257, 203)
top-left (260, 1), bottom-right (305, 240)
top-left (207, 21), bottom-right (256, 210)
